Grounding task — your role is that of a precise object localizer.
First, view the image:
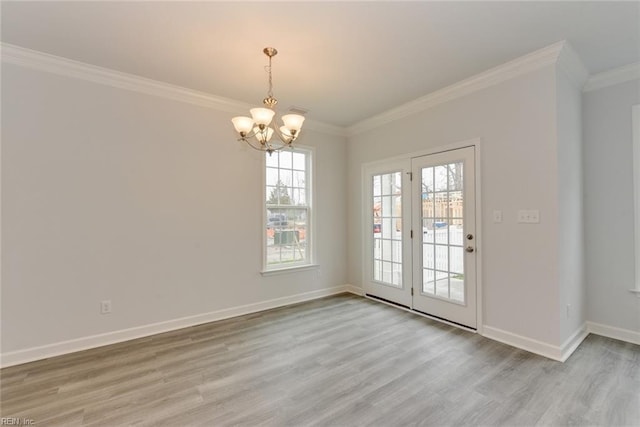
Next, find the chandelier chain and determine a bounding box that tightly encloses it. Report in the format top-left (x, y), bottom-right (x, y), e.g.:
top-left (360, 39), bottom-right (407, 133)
top-left (267, 55), bottom-right (274, 100)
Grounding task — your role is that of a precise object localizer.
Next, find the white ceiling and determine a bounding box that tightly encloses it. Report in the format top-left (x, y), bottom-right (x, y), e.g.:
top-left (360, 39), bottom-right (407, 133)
top-left (2, 1), bottom-right (639, 127)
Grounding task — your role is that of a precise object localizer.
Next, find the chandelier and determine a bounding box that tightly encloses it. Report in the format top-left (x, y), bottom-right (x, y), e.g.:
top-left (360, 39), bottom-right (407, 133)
top-left (231, 47), bottom-right (305, 154)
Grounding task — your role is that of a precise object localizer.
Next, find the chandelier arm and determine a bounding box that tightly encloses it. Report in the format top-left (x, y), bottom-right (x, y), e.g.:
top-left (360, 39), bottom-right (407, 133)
top-left (242, 138), bottom-right (269, 152)
top-left (239, 129), bottom-right (259, 140)
top-left (240, 135), bottom-right (292, 154)
top-left (239, 136), bottom-right (279, 151)
top-left (271, 123), bottom-right (296, 145)
top-left (265, 142), bottom-right (293, 153)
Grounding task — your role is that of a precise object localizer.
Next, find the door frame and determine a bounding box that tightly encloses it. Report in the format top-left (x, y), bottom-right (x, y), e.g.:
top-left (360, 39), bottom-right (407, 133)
top-left (360, 137), bottom-right (483, 334)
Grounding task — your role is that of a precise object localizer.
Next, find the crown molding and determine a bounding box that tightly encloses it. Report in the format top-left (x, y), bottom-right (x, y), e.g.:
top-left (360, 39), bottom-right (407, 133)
top-left (347, 41), bottom-right (566, 136)
top-left (583, 62), bottom-right (640, 93)
top-left (556, 41), bottom-right (589, 89)
top-left (0, 43), bottom-right (346, 137)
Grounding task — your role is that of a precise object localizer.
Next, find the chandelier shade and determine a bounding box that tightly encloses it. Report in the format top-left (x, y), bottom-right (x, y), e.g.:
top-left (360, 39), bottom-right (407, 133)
top-left (231, 47), bottom-right (305, 154)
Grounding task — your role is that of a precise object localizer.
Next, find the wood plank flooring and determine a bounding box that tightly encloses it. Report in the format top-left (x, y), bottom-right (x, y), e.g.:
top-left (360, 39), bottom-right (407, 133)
top-left (1, 294), bottom-right (639, 426)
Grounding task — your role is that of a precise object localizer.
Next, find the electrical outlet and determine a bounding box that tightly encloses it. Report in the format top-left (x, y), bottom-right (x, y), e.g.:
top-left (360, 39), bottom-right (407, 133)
top-left (100, 300), bottom-right (112, 315)
top-left (517, 209), bottom-right (540, 223)
top-left (493, 210), bottom-right (503, 223)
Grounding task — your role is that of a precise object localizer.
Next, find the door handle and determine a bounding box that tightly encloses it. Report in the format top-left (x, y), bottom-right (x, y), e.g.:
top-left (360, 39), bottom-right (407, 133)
top-left (465, 246), bottom-right (475, 253)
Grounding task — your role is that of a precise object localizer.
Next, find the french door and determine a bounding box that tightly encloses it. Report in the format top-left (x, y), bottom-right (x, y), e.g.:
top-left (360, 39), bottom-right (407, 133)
top-left (363, 159), bottom-right (412, 308)
top-left (363, 146), bottom-right (477, 329)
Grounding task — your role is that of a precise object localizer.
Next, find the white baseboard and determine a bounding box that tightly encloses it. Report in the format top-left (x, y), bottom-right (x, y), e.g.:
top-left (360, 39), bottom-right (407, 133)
top-left (587, 321), bottom-right (640, 345)
top-left (483, 323), bottom-right (599, 362)
top-left (482, 325), bottom-right (564, 361)
top-left (560, 324), bottom-right (589, 362)
top-left (1, 285), bottom-right (351, 368)
top-left (345, 284), bottom-right (365, 296)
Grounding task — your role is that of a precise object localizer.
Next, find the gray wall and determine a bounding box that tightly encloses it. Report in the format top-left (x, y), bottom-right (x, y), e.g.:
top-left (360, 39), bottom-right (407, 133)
top-left (348, 65), bottom-right (565, 346)
top-left (556, 68), bottom-right (586, 344)
top-left (583, 78), bottom-right (640, 333)
top-left (1, 63), bottom-right (348, 353)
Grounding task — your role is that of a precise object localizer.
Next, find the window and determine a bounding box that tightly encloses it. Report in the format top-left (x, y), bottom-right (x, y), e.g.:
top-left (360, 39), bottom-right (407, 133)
top-left (265, 147), bottom-right (312, 271)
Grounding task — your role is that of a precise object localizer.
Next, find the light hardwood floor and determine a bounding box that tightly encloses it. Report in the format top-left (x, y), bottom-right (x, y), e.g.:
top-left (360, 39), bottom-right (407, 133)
top-left (1, 294), bottom-right (639, 426)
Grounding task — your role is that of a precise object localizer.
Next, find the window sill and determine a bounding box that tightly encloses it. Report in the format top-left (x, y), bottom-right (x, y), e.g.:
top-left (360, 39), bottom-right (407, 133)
top-left (629, 289), bottom-right (640, 298)
top-left (261, 264), bottom-right (319, 277)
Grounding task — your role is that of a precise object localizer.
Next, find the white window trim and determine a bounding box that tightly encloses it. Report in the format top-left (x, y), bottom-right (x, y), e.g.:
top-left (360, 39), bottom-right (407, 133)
top-left (632, 105), bottom-right (640, 297)
top-left (261, 145), bottom-right (316, 274)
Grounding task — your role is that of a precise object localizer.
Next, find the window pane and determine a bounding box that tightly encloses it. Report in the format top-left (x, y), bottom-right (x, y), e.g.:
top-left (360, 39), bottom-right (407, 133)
top-left (422, 167), bottom-right (433, 193)
top-left (434, 165), bottom-right (448, 192)
top-left (434, 220), bottom-right (448, 244)
top-left (392, 240), bottom-right (402, 262)
top-left (373, 175), bottom-right (381, 196)
top-left (292, 152), bottom-right (305, 170)
top-left (435, 245), bottom-right (448, 271)
top-left (382, 174), bottom-right (392, 195)
top-left (382, 261), bottom-right (392, 284)
top-left (382, 196), bottom-right (392, 218)
top-left (435, 273), bottom-right (449, 298)
top-left (293, 171), bottom-right (305, 187)
top-left (382, 218), bottom-right (391, 239)
top-left (423, 192), bottom-right (434, 218)
top-left (266, 167), bottom-right (279, 186)
top-left (266, 208), bottom-right (307, 266)
top-left (423, 244), bottom-right (435, 269)
top-left (280, 151), bottom-right (292, 169)
top-left (450, 224), bottom-right (463, 246)
top-left (266, 186), bottom-right (277, 203)
top-left (266, 153), bottom-right (278, 167)
top-left (392, 262), bottom-right (402, 286)
top-left (280, 169), bottom-right (292, 187)
top-left (450, 246), bottom-right (464, 275)
top-left (449, 191), bottom-right (463, 220)
top-left (382, 239), bottom-right (391, 261)
top-left (423, 225), bottom-right (434, 244)
top-left (374, 260), bottom-right (381, 281)
top-left (448, 162), bottom-right (463, 191)
top-left (423, 268), bottom-right (435, 294)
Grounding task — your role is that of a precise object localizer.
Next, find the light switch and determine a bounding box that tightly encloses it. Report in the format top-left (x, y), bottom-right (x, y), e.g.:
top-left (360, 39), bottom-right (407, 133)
top-left (493, 210), bottom-right (503, 223)
top-left (517, 210), bottom-right (540, 223)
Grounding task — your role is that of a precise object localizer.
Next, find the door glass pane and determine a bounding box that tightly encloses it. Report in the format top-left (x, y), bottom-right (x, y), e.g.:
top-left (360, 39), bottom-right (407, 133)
top-left (372, 171), bottom-right (403, 287)
top-left (435, 245), bottom-right (448, 271)
top-left (423, 244), bottom-right (435, 269)
top-left (448, 162), bottom-right (463, 191)
top-left (374, 260), bottom-right (381, 281)
top-left (434, 165), bottom-right (448, 191)
top-left (373, 176), bottom-right (381, 196)
top-left (435, 271), bottom-right (449, 298)
top-left (392, 239), bottom-right (402, 262)
top-left (421, 161), bottom-right (465, 304)
top-left (423, 268), bottom-right (435, 294)
top-left (434, 219), bottom-right (448, 244)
